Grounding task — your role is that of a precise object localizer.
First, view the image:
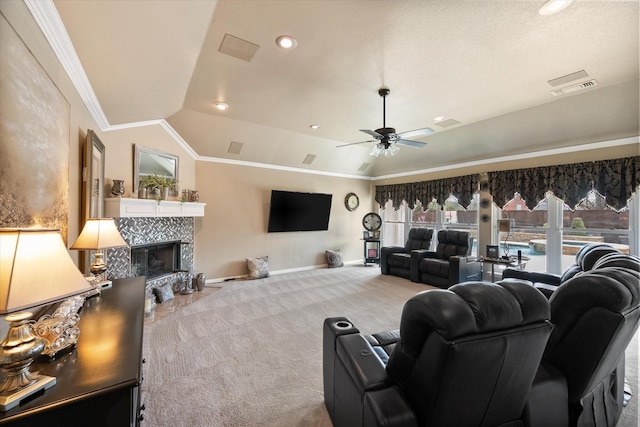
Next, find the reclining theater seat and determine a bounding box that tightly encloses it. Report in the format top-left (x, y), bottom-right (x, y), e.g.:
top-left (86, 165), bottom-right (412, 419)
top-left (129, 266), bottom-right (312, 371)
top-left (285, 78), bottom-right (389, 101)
top-left (323, 280), bottom-right (553, 427)
top-left (523, 262), bottom-right (640, 427)
top-left (381, 228), bottom-right (434, 279)
top-left (503, 243), bottom-right (619, 298)
top-left (411, 229), bottom-right (479, 288)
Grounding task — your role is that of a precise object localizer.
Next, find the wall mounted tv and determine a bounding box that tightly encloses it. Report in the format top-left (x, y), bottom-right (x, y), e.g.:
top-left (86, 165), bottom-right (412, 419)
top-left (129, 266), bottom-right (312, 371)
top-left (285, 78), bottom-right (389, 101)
top-left (267, 190), bottom-right (332, 232)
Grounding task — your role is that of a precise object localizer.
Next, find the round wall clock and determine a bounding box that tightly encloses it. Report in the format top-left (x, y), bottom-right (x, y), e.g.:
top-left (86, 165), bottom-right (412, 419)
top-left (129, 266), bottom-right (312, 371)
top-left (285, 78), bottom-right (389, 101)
top-left (345, 192), bottom-right (359, 211)
top-left (362, 212), bottom-right (382, 231)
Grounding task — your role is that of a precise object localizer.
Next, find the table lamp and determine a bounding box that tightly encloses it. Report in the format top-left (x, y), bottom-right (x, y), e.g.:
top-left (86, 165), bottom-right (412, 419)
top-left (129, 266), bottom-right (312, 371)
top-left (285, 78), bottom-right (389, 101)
top-left (498, 219), bottom-right (513, 258)
top-left (70, 218), bottom-right (128, 289)
top-left (0, 228), bottom-right (93, 411)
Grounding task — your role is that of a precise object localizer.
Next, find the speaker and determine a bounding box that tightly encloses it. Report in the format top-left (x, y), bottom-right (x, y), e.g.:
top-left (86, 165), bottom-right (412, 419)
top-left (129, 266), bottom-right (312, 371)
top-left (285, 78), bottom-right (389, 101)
top-left (479, 173), bottom-right (491, 223)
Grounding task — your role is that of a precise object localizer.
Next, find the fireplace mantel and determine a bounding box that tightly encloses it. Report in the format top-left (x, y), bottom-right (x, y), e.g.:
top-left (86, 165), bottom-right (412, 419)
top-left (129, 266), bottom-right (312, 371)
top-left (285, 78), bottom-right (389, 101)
top-left (105, 198), bottom-right (206, 218)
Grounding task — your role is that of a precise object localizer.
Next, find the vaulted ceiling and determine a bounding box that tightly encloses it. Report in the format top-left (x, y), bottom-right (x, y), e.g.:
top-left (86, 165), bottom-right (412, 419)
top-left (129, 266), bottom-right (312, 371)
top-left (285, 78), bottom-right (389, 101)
top-left (53, 0), bottom-right (639, 178)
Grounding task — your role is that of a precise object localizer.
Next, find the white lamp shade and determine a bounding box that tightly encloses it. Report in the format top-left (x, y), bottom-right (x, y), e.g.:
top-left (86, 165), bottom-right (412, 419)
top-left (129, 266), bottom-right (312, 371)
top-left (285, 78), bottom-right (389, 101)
top-left (70, 218), bottom-right (128, 250)
top-left (498, 219), bottom-right (512, 233)
top-left (0, 229), bottom-right (93, 315)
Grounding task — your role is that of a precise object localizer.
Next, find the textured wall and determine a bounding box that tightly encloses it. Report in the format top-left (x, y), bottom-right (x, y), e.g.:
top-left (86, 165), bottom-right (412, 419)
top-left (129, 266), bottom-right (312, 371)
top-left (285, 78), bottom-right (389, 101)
top-left (108, 217), bottom-right (194, 294)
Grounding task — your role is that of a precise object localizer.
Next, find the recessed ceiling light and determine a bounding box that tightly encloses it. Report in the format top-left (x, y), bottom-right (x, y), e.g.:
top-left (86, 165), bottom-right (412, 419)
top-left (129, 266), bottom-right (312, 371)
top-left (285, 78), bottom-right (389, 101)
top-left (275, 35), bottom-right (297, 49)
top-left (539, 0), bottom-right (574, 16)
top-left (214, 102), bottom-right (229, 110)
top-left (433, 116), bottom-right (446, 122)
top-left (310, 124), bottom-right (319, 129)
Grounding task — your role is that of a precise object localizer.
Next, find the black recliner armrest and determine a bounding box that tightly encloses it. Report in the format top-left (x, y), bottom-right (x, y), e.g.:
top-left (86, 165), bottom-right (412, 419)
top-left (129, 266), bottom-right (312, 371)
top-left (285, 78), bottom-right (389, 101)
top-left (409, 250), bottom-right (432, 282)
top-left (323, 317), bottom-right (359, 421)
top-left (333, 333), bottom-right (417, 427)
top-left (503, 268), bottom-right (562, 286)
top-left (381, 246), bottom-right (406, 274)
top-left (337, 334), bottom-right (391, 391)
top-left (364, 386), bottom-right (418, 427)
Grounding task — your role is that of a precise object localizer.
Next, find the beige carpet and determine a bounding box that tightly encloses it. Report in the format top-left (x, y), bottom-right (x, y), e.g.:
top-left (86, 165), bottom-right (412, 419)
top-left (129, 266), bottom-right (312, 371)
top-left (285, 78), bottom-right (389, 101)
top-left (142, 265), bottom-right (639, 427)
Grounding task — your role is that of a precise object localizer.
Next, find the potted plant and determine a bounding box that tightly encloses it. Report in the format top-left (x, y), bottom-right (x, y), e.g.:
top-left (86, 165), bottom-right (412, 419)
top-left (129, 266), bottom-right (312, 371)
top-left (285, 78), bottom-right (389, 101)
top-left (139, 174), bottom-right (177, 200)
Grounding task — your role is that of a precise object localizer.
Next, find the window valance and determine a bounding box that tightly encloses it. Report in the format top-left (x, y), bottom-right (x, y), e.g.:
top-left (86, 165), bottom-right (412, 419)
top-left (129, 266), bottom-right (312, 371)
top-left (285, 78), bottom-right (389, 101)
top-left (488, 156), bottom-right (639, 211)
top-left (375, 156), bottom-right (639, 212)
top-left (375, 174), bottom-right (479, 210)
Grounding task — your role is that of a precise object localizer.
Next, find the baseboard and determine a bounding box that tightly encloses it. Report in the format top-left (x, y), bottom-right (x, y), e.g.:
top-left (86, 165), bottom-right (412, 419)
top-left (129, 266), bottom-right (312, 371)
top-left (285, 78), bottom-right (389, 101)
top-left (205, 259), bottom-right (372, 284)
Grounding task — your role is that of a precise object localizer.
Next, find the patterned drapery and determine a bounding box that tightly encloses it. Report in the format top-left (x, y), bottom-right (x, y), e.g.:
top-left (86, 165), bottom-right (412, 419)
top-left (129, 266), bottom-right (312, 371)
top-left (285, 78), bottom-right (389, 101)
top-left (488, 157), bottom-right (639, 211)
top-left (375, 174), bottom-right (478, 210)
top-left (375, 156), bottom-right (639, 212)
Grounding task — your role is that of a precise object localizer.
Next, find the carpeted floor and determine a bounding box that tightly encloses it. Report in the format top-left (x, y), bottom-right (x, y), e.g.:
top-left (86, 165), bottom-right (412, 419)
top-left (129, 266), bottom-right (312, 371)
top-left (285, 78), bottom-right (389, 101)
top-left (142, 265), bottom-right (639, 426)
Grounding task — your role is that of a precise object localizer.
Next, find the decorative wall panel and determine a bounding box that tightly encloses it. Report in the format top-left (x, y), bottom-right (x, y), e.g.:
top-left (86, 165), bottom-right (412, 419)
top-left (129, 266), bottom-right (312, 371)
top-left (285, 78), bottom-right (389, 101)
top-left (0, 13), bottom-right (70, 240)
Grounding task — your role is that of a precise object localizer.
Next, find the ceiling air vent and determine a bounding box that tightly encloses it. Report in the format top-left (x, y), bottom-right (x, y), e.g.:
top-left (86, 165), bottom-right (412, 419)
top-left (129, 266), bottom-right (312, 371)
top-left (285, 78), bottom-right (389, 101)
top-left (547, 70), bottom-right (589, 87)
top-left (358, 162), bottom-right (370, 172)
top-left (227, 141), bottom-right (243, 154)
top-left (551, 79), bottom-right (598, 96)
top-left (302, 154), bottom-right (316, 165)
top-left (219, 34), bottom-right (259, 62)
top-left (435, 119), bottom-right (461, 128)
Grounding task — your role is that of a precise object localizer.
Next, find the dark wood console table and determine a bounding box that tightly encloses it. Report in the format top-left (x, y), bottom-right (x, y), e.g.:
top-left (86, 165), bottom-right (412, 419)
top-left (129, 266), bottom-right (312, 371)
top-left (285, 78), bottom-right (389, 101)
top-left (0, 276), bottom-right (146, 427)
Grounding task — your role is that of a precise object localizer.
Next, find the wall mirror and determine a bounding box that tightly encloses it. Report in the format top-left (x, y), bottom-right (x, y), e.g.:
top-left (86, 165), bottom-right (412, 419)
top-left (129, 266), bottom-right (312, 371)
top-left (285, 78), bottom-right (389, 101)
top-left (83, 129), bottom-right (105, 220)
top-left (80, 129), bottom-right (105, 274)
top-left (133, 144), bottom-right (179, 195)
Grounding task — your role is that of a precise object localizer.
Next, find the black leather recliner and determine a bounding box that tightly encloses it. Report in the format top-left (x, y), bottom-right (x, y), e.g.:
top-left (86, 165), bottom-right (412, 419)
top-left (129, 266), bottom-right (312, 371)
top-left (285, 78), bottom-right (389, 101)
top-left (381, 228), bottom-right (434, 279)
top-left (503, 243), bottom-right (619, 297)
top-left (523, 260), bottom-right (640, 427)
top-left (411, 229), bottom-right (480, 288)
top-left (323, 280), bottom-right (553, 427)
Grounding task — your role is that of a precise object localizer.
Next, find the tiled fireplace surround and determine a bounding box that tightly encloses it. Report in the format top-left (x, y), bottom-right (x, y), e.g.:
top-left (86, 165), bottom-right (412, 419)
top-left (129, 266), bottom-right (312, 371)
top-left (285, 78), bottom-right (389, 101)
top-left (106, 217), bottom-right (195, 295)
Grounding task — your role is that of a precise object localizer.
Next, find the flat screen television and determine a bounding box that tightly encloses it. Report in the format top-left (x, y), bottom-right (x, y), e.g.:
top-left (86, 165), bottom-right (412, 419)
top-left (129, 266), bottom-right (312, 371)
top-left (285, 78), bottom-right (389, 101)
top-left (267, 190), bottom-right (332, 232)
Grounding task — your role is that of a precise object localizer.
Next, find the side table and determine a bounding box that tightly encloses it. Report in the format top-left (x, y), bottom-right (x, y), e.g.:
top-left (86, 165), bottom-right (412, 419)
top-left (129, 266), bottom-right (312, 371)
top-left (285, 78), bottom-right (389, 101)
top-left (362, 239), bottom-right (381, 265)
top-left (479, 256), bottom-right (529, 282)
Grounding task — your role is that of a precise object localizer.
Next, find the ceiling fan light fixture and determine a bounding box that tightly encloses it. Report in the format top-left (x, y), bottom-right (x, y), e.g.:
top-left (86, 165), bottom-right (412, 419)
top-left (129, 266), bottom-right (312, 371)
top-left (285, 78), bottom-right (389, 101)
top-left (386, 144), bottom-right (400, 156)
top-left (275, 35), bottom-right (297, 49)
top-left (370, 142), bottom-right (399, 157)
top-left (539, 0), bottom-right (574, 15)
top-left (369, 144), bottom-right (385, 157)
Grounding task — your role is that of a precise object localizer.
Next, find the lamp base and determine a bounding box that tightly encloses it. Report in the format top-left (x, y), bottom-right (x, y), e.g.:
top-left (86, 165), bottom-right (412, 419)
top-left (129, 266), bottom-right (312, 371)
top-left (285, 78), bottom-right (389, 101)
top-left (0, 375), bottom-right (56, 412)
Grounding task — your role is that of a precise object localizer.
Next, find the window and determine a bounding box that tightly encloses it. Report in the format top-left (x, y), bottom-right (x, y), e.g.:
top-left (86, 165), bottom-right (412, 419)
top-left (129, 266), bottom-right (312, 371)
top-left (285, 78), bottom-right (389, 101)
top-left (500, 193), bottom-right (549, 272)
top-left (562, 190), bottom-right (631, 270)
top-left (381, 199), bottom-right (407, 247)
top-left (500, 191), bottom-right (635, 274)
top-left (382, 194), bottom-right (480, 255)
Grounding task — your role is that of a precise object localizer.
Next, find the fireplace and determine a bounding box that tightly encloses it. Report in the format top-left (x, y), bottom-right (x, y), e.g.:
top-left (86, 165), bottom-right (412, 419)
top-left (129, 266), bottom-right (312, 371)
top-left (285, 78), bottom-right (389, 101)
top-left (131, 240), bottom-right (182, 280)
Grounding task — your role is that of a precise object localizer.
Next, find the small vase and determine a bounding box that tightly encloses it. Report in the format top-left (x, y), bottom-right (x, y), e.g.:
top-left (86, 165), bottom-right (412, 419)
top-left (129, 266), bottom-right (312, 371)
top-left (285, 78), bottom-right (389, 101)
top-left (111, 180), bottom-right (125, 197)
top-left (138, 187), bottom-right (147, 199)
top-left (147, 187), bottom-right (159, 199)
top-left (161, 186), bottom-right (170, 200)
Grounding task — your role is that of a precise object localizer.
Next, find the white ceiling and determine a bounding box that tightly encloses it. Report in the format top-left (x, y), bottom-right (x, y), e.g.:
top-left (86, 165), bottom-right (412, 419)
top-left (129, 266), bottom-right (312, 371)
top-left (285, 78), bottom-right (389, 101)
top-left (53, 0), bottom-right (639, 178)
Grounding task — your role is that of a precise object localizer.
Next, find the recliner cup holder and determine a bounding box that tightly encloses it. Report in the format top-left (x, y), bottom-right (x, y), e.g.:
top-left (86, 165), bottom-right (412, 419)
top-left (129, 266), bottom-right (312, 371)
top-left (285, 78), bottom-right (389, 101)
top-left (333, 321), bottom-right (353, 330)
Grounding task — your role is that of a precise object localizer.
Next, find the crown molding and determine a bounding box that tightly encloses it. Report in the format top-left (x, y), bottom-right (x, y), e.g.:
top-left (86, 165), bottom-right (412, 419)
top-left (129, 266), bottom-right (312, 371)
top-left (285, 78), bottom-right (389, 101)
top-left (25, 0), bottom-right (110, 131)
top-left (198, 155), bottom-right (372, 180)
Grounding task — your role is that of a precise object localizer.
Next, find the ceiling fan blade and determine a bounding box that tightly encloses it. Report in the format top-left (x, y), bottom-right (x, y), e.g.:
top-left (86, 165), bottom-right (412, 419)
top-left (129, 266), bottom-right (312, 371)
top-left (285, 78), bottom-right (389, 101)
top-left (336, 139), bottom-right (377, 148)
top-left (360, 129), bottom-right (383, 138)
top-left (396, 127), bottom-right (434, 139)
top-left (397, 138), bottom-right (427, 148)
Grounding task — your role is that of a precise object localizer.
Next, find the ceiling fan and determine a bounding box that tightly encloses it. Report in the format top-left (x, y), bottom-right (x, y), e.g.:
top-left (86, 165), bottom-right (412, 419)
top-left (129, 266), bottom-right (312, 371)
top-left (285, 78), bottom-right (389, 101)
top-left (337, 87), bottom-right (434, 157)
